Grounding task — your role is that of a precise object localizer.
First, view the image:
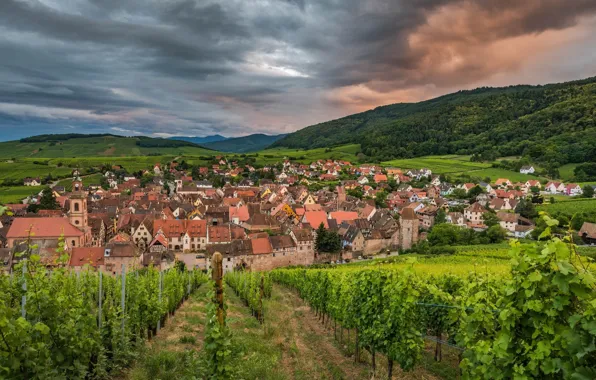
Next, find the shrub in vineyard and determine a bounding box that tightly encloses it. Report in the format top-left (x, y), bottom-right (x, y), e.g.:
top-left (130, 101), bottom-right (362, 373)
top-left (225, 271), bottom-right (272, 322)
top-left (458, 215), bottom-right (596, 379)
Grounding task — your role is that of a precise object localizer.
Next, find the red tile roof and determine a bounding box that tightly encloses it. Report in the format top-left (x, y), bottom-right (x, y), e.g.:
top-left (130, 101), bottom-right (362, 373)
top-left (304, 211), bottom-right (329, 229)
top-left (7, 218), bottom-right (84, 239)
top-left (329, 211), bottom-right (359, 224)
top-left (251, 237), bottom-right (273, 255)
top-left (69, 247), bottom-right (105, 268)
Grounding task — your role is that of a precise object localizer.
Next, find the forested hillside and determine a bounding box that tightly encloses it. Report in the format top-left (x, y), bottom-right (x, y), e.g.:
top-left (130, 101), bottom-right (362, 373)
top-left (273, 77), bottom-right (596, 164)
top-left (202, 133), bottom-right (287, 153)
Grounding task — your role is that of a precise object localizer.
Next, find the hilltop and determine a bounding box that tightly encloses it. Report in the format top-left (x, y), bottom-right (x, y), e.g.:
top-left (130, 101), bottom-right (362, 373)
top-left (273, 77), bottom-right (596, 164)
top-left (0, 134), bottom-right (215, 159)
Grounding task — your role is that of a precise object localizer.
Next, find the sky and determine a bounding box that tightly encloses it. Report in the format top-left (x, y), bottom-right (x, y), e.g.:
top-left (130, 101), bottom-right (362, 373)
top-left (1, 0), bottom-right (596, 141)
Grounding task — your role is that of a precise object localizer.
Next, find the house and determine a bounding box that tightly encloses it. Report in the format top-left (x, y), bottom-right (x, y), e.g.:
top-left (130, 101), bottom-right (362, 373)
top-left (153, 163), bottom-right (162, 175)
top-left (494, 178), bottom-right (512, 188)
top-left (565, 184), bottom-right (583, 196)
top-left (357, 176), bottom-right (369, 185)
top-left (464, 202), bottom-right (486, 224)
top-left (524, 180), bottom-right (541, 190)
top-left (329, 211), bottom-right (359, 224)
top-left (153, 219), bottom-right (208, 252)
top-left (303, 210), bottom-right (329, 229)
top-left (459, 183), bottom-right (476, 193)
top-left (545, 182), bottom-right (565, 194)
top-left (497, 212), bottom-right (518, 233)
top-left (69, 247), bottom-right (105, 272)
top-left (290, 229), bottom-right (314, 253)
top-left (579, 222), bottom-right (596, 245)
top-left (386, 168), bottom-right (402, 177)
top-left (374, 174), bottom-right (388, 183)
top-left (23, 177), bottom-right (41, 186)
top-left (514, 225), bottom-right (534, 239)
top-left (342, 224), bottom-right (365, 252)
top-left (447, 212), bottom-right (465, 226)
top-left (103, 241), bottom-right (141, 275)
top-left (520, 166), bottom-right (535, 174)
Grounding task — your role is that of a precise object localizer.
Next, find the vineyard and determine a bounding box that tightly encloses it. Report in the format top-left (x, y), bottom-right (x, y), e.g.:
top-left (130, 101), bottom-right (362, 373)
top-left (270, 220), bottom-right (596, 379)
top-left (0, 244), bottom-right (207, 379)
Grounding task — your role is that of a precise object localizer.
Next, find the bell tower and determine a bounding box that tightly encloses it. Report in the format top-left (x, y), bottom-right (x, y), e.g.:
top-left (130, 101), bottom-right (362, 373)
top-left (69, 192), bottom-right (88, 230)
top-left (72, 177), bottom-right (83, 192)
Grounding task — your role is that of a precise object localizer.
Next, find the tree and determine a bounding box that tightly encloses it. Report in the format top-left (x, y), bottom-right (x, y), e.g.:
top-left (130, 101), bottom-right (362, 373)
top-left (428, 224), bottom-right (461, 246)
top-left (315, 223), bottom-right (327, 253)
top-left (485, 225), bottom-right (507, 243)
top-left (515, 198), bottom-right (537, 219)
top-left (482, 212), bottom-right (500, 227)
top-left (582, 185), bottom-right (594, 198)
top-left (435, 209), bottom-right (447, 224)
top-left (315, 223), bottom-right (341, 253)
top-left (375, 190), bottom-right (388, 208)
top-left (467, 186), bottom-right (483, 199)
top-left (39, 187), bottom-right (59, 210)
top-left (347, 188), bottom-right (363, 199)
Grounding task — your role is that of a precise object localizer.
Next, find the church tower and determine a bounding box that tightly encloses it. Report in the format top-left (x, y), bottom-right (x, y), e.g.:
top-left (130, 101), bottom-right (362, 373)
top-left (72, 177), bottom-right (83, 192)
top-left (399, 208), bottom-right (419, 250)
top-left (69, 192), bottom-right (88, 230)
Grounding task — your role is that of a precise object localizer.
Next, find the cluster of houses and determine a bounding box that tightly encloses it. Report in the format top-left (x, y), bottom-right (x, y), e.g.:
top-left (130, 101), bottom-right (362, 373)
top-left (4, 156), bottom-right (596, 275)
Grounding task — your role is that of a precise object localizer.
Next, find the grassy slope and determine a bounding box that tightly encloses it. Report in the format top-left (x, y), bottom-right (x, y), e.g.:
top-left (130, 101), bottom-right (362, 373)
top-left (0, 186), bottom-right (42, 204)
top-left (0, 161), bottom-right (72, 182)
top-left (538, 198), bottom-right (596, 214)
top-left (0, 135), bottom-right (215, 159)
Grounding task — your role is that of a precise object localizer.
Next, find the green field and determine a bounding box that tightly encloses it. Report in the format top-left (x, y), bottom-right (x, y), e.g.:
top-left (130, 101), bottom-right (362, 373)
top-left (0, 135), bottom-right (215, 159)
top-left (381, 155), bottom-right (491, 174)
top-left (538, 198), bottom-right (596, 214)
top-left (379, 155), bottom-right (545, 182)
top-left (255, 144), bottom-right (362, 165)
top-left (558, 163), bottom-right (578, 181)
top-left (0, 161), bottom-right (73, 183)
top-left (457, 167), bottom-right (547, 183)
top-left (55, 173), bottom-right (105, 191)
top-left (0, 186), bottom-right (42, 204)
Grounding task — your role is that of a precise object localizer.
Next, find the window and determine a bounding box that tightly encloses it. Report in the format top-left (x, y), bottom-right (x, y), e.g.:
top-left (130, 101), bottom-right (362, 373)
top-left (227, 258), bottom-right (231, 262)
top-left (75, 220), bottom-right (80, 225)
top-left (74, 203), bottom-right (80, 212)
top-left (71, 240), bottom-right (76, 247)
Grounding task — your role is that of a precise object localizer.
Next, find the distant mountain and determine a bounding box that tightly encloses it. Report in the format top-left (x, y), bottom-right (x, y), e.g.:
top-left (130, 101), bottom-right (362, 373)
top-left (169, 135), bottom-right (227, 144)
top-left (202, 133), bottom-right (288, 153)
top-left (273, 76), bottom-right (596, 165)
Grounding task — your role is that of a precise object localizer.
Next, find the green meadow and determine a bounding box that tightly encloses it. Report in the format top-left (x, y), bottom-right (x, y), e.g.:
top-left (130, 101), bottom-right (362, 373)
top-left (0, 186), bottom-right (42, 204)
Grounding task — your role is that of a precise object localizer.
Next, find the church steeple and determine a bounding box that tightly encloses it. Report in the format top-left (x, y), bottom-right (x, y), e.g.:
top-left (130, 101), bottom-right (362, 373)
top-left (69, 192), bottom-right (88, 230)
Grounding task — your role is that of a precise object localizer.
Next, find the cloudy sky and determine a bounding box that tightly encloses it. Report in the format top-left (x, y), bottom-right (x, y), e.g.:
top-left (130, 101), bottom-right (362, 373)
top-left (1, 0), bottom-right (596, 141)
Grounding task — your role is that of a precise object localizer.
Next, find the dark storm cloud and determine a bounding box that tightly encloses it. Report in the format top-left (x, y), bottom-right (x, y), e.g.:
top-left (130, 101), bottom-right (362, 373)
top-left (0, 0), bottom-right (595, 140)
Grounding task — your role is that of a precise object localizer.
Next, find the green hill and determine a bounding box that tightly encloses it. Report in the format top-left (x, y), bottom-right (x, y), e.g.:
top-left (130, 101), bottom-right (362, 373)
top-left (0, 134), bottom-right (216, 159)
top-left (202, 133), bottom-right (287, 153)
top-left (273, 77), bottom-right (596, 164)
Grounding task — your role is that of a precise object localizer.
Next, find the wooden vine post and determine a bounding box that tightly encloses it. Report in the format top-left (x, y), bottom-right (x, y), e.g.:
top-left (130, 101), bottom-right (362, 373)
top-left (211, 251), bottom-right (225, 327)
top-left (259, 275), bottom-right (265, 324)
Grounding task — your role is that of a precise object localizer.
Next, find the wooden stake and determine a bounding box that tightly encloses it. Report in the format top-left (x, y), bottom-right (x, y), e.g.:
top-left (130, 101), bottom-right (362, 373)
top-left (211, 251), bottom-right (225, 328)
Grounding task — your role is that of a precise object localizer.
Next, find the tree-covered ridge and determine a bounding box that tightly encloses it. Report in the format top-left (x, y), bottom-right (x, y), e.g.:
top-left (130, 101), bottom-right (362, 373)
top-left (273, 77), bottom-right (596, 164)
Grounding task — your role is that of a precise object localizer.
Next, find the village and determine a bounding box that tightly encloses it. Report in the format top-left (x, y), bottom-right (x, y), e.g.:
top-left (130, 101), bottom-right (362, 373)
top-left (2, 156), bottom-right (596, 276)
